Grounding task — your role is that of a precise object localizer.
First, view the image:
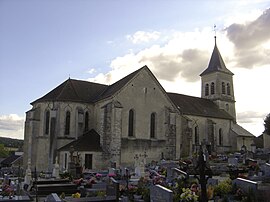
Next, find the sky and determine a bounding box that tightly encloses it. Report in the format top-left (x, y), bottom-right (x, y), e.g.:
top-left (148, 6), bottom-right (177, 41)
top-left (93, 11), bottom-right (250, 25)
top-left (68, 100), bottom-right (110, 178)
top-left (0, 0), bottom-right (270, 140)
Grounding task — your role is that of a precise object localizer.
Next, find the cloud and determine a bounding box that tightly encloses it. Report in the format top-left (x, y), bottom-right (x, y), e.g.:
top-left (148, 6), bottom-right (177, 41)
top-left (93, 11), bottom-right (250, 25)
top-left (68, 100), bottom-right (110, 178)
top-left (237, 111), bottom-right (266, 124)
top-left (87, 68), bottom-right (96, 74)
top-left (89, 28), bottom-right (215, 85)
top-left (226, 8), bottom-right (270, 68)
top-left (139, 48), bottom-right (209, 82)
top-left (0, 114), bottom-right (24, 139)
top-left (126, 31), bottom-right (161, 44)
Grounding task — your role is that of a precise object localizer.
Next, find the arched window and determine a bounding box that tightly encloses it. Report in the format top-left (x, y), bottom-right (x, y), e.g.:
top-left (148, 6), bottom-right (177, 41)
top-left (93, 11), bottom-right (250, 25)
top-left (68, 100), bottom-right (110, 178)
top-left (211, 82), bottom-right (215, 94)
top-left (227, 83), bottom-right (231, 95)
top-left (150, 113), bottom-right (156, 138)
top-left (45, 110), bottom-right (50, 135)
top-left (65, 111), bottom-right (71, 135)
top-left (194, 126), bottom-right (199, 145)
top-left (205, 84), bottom-right (209, 96)
top-left (222, 82), bottom-right (226, 94)
top-left (84, 111), bottom-right (89, 132)
top-left (219, 128), bottom-right (223, 145)
top-left (128, 109), bottom-right (134, 137)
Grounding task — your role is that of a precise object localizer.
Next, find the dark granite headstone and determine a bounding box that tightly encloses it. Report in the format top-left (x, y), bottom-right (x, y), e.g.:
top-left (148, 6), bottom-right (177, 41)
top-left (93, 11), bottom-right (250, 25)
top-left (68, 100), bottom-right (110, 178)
top-left (150, 184), bottom-right (173, 202)
top-left (233, 178), bottom-right (258, 194)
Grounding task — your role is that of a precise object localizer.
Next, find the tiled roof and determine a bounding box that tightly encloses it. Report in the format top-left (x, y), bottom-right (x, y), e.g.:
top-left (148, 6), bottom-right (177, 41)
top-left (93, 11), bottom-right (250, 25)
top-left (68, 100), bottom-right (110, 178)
top-left (31, 66), bottom-right (146, 105)
top-left (231, 123), bottom-right (255, 137)
top-left (31, 79), bottom-right (107, 104)
top-left (58, 129), bottom-right (103, 152)
top-left (200, 44), bottom-right (233, 76)
top-left (167, 93), bottom-right (234, 120)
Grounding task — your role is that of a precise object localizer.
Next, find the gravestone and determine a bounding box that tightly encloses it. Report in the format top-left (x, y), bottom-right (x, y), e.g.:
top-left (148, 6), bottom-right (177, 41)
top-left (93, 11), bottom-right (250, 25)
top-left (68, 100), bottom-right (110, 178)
top-left (106, 177), bottom-right (119, 201)
top-left (262, 163), bottom-right (270, 176)
top-left (228, 157), bottom-right (238, 167)
top-left (109, 167), bottom-right (115, 175)
top-left (233, 178), bottom-right (258, 194)
top-left (68, 162), bottom-right (76, 178)
top-left (163, 162), bottom-right (177, 182)
top-left (207, 178), bottom-right (218, 186)
top-left (52, 157), bottom-right (60, 178)
top-left (172, 168), bottom-right (188, 181)
top-left (45, 193), bottom-right (62, 202)
top-left (150, 184), bottom-right (173, 202)
top-left (135, 165), bottom-right (141, 177)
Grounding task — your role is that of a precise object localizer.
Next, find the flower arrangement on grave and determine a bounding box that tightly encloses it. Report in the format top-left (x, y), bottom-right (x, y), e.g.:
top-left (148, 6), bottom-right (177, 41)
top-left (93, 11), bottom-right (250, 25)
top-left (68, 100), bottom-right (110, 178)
top-left (180, 188), bottom-right (199, 202)
top-left (207, 184), bottom-right (214, 200)
top-left (60, 192), bottom-right (65, 199)
top-left (1, 184), bottom-right (14, 198)
top-left (72, 192), bottom-right (81, 198)
top-left (59, 171), bottom-right (72, 180)
top-left (128, 185), bottom-right (138, 195)
top-left (136, 177), bottom-right (150, 202)
top-left (39, 171), bottom-right (45, 178)
top-left (84, 177), bottom-right (96, 188)
top-left (96, 190), bottom-right (106, 198)
top-left (108, 173), bottom-right (116, 177)
top-left (73, 178), bottom-right (83, 186)
top-left (213, 179), bottom-right (232, 198)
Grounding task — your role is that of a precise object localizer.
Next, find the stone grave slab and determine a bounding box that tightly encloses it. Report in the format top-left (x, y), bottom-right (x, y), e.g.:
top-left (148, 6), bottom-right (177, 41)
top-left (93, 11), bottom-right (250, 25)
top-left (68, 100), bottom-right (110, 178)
top-left (233, 178), bottom-right (258, 194)
top-left (150, 184), bottom-right (173, 202)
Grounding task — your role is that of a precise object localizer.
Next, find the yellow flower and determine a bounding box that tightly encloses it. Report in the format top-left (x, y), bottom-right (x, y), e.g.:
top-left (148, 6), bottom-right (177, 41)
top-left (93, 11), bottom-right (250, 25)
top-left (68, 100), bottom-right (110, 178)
top-left (72, 192), bottom-right (81, 198)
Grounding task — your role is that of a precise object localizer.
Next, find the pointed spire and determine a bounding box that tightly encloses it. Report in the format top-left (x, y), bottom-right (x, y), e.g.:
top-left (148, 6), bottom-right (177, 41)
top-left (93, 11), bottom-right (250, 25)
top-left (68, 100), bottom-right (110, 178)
top-left (200, 30), bottom-right (233, 76)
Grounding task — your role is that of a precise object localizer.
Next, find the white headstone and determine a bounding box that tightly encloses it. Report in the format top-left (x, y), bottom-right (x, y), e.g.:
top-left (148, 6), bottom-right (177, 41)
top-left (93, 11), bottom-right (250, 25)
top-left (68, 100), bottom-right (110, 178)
top-left (52, 156), bottom-right (60, 178)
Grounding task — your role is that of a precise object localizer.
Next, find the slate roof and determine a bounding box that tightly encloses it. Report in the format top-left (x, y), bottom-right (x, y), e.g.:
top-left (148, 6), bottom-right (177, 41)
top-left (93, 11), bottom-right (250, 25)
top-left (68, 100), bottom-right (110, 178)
top-left (58, 129), bottom-right (103, 152)
top-left (1, 154), bottom-right (22, 166)
top-left (200, 43), bottom-right (233, 76)
top-left (31, 79), bottom-right (107, 105)
top-left (231, 123), bottom-right (255, 138)
top-left (32, 66), bottom-right (146, 105)
top-left (167, 93), bottom-right (234, 120)
top-left (31, 65), bottom-right (234, 121)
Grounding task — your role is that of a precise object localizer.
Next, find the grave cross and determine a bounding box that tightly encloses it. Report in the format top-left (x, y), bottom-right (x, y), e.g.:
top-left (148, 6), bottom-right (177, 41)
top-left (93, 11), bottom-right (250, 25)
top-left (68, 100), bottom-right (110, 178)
top-left (194, 145), bottom-right (213, 202)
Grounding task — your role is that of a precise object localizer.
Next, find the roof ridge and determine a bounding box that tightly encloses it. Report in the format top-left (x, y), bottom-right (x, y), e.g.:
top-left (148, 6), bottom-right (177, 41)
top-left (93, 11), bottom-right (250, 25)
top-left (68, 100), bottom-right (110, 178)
top-left (56, 78), bottom-right (81, 101)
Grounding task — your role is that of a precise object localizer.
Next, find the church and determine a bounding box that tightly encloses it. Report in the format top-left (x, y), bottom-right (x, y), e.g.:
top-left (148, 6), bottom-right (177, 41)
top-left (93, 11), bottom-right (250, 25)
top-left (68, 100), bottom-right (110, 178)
top-left (23, 40), bottom-right (254, 172)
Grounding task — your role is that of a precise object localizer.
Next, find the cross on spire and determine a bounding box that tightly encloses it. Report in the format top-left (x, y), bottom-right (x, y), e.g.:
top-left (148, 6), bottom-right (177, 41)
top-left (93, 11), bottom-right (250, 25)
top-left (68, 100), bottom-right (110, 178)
top-left (214, 24), bottom-right (217, 45)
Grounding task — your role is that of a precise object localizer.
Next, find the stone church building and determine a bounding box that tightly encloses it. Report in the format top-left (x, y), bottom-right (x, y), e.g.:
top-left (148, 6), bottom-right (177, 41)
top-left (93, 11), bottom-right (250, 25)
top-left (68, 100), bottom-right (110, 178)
top-left (23, 41), bottom-right (254, 172)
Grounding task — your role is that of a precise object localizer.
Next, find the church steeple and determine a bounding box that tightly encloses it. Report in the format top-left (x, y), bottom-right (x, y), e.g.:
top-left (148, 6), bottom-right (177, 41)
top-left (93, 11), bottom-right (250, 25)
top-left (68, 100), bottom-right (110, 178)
top-left (200, 41), bottom-right (233, 77)
top-left (200, 37), bottom-right (236, 121)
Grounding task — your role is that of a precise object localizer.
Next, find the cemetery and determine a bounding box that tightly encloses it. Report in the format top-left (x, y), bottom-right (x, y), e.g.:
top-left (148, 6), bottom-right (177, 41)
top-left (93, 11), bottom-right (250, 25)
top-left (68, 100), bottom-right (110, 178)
top-left (1, 145), bottom-right (270, 201)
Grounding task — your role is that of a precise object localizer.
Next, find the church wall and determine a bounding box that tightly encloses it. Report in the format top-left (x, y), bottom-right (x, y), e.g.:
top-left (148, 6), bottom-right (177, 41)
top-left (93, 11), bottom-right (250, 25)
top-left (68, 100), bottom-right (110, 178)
top-left (58, 151), bottom-right (103, 172)
top-left (24, 101), bottom-right (97, 172)
top-left (113, 69), bottom-right (177, 165)
top-left (175, 114), bottom-right (183, 159)
top-left (182, 114), bottom-right (232, 154)
top-left (94, 69), bottom-right (178, 166)
top-left (237, 136), bottom-right (254, 152)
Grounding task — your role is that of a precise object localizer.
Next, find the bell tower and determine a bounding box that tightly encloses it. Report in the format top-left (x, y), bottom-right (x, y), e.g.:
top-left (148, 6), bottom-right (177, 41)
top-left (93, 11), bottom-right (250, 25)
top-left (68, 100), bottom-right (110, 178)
top-left (200, 36), bottom-right (236, 121)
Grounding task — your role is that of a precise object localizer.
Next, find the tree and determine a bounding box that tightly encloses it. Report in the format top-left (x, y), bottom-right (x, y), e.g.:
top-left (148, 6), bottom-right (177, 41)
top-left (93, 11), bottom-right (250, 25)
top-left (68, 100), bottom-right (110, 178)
top-left (264, 113), bottom-right (270, 135)
top-left (0, 144), bottom-right (9, 158)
